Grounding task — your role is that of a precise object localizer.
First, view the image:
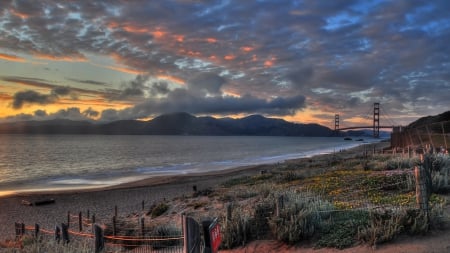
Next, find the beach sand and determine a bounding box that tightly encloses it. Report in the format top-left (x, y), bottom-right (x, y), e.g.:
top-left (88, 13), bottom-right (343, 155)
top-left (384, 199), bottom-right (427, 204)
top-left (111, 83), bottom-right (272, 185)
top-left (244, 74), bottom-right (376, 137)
top-left (2, 140), bottom-right (450, 252)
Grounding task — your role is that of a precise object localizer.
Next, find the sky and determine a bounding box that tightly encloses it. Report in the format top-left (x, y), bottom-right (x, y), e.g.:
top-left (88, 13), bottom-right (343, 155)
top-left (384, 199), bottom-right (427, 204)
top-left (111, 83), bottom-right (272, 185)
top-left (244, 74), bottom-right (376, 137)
top-left (0, 0), bottom-right (449, 128)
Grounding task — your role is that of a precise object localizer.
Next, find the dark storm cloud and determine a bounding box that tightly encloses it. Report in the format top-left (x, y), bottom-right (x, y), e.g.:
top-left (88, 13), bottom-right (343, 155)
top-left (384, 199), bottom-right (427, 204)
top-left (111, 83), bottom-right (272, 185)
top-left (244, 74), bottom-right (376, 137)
top-left (12, 90), bottom-right (55, 109)
top-left (150, 81), bottom-right (170, 96)
top-left (100, 88), bottom-right (306, 121)
top-left (106, 75), bottom-right (149, 100)
top-left (2, 76), bottom-right (56, 89)
top-left (11, 86), bottom-right (79, 109)
top-left (187, 73), bottom-right (226, 95)
top-left (1, 0), bottom-right (449, 122)
top-left (66, 78), bottom-right (109, 86)
top-left (4, 108), bottom-right (96, 122)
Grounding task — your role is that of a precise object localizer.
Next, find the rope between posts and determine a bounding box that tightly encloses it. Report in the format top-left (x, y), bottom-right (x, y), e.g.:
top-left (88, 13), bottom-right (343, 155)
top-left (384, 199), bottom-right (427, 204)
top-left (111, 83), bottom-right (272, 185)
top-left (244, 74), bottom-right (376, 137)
top-left (104, 235), bottom-right (184, 241)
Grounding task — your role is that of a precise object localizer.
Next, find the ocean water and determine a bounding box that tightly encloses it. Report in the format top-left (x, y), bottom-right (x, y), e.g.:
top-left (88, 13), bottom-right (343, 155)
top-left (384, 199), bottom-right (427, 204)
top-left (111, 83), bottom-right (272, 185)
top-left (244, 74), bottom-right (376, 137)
top-left (0, 135), bottom-right (376, 195)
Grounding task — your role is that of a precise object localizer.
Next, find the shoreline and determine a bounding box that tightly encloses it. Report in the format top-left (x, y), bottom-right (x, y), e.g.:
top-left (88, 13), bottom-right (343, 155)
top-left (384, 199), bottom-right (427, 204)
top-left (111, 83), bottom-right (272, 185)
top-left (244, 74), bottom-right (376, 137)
top-left (0, 140), bottom-right (386, 198)
top-left (0, 141), bottom-right (389, 241)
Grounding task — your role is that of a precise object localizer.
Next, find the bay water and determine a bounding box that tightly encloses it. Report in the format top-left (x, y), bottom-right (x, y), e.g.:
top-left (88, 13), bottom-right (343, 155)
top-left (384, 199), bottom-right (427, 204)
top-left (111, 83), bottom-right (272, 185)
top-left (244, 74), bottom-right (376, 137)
top-left (0, 135), bottom-right (376, 196)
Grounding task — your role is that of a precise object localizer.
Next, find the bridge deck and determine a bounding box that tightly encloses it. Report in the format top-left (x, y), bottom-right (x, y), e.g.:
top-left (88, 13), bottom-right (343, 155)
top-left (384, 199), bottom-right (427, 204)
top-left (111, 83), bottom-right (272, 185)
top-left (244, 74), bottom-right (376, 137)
top-left (338, 126), bottom-right (395, 130)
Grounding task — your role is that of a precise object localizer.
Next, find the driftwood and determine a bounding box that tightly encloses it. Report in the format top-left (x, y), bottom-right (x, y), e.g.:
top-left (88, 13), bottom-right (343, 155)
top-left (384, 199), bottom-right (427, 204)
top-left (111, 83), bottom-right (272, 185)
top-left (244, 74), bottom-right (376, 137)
top-left (21, 198), bottom-right (56, 206)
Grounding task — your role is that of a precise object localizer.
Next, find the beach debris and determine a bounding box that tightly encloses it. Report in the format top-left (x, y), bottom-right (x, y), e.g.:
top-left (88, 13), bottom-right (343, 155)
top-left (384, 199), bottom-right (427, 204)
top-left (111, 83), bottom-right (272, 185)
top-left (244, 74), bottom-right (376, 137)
top-left (21, 198), bottom-right (56, 206)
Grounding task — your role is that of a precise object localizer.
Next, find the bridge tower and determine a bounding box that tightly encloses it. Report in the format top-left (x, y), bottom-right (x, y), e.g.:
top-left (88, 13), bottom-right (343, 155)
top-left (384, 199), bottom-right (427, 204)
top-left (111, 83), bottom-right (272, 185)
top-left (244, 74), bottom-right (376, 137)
top-left (373, 102), bottom-right (380, 138)
top-left (334, 114), bottom-right (339, 135)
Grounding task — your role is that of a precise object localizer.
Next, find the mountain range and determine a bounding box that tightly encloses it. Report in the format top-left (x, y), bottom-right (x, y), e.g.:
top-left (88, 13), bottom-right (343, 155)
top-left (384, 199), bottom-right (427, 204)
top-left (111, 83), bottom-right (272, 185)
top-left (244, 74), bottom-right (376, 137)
top-left (0, 112), bottom-right (335, 136)
top-left (3, 110), bottom-right (445, 136)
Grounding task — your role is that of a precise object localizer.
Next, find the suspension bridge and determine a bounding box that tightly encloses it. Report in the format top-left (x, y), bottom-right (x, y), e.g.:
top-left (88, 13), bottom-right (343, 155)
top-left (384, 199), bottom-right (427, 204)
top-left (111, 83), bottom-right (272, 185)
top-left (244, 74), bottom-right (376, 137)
top-left (334, 102), bottom-right (398, 138)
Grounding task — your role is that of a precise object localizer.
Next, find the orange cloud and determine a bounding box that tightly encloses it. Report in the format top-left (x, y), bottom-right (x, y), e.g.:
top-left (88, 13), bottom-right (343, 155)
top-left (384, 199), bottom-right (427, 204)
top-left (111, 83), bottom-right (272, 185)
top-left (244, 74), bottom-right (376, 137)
top-left (156, 75), bottom-right (185, 85)
top-left (264, 60), bottom-right (274, 67)
top-left (264, 56), bottom-right (277, 67)
top-left (152, 30), bottom-right (165, 39)
top-left (0, 53), bottom-right (26, 62)
top-left (9, 9), bottom-right (29, 19)
top-left (240, 46), bottom-right (254, 52)
top-left (224, 55), bottom-right (236, 60)
top-left (123, 25), bottom-right (150, 34)
top-left (106, 65), bottom-right (146, 75)
top-left (34, 53), bottom-right (87, 62)
top-left (0, 93), bottom-right (11, 101)
top-left (206, 38), bottom-right (217, 43)
top-left (174, 35), bottom-right (184, 42)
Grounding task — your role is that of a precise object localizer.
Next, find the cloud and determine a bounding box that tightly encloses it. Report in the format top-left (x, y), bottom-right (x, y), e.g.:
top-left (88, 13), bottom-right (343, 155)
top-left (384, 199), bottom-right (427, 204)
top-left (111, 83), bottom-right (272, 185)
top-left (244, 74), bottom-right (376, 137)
top-left (3, 107), bottom-right (96, 122)
top-left (106, 75), bottom-right (149, 100)
top-left (66, 78), bottom-right (109, 86)
top-left (0, 53), bottom-right (26, 62)
top-left (12, 86), bottom-right (77, 109)
top-left (1, 1), bottom-right (449, 124)
top-left (12, 90), bottom-right (56, 109)
top-left (187, 72), bottom-right (226, 95)
top-left (99, 88), bottom-right (306, 121)
top-left (150, 81), bottom-right (170, 96)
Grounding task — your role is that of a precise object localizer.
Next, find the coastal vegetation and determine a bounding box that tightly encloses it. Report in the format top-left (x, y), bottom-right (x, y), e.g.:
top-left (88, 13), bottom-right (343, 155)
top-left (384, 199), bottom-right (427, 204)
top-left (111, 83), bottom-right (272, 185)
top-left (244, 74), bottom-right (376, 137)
top-left (5, 145), bottom-right (450, 252)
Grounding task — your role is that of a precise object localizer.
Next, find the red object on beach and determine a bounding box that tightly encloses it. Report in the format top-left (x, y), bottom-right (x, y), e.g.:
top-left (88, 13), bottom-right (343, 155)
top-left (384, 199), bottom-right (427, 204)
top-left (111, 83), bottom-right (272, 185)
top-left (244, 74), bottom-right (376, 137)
top-left (210, 222), bottom-right (221, 253)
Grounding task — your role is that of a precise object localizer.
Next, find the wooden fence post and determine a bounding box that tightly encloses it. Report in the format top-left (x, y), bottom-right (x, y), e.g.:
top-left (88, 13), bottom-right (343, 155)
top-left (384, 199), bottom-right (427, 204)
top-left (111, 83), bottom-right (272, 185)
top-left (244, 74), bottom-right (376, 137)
top-left (67, 211), bottom-right (70, 228)
top-left (61, 223), bottom-right (70, 245)
top-left (140, 217), bottom-right (145, 236)
top-left (55, 225), bottom-right (61, 243)
top-left (35, 224), bottom-right (40, 238)
top-left (94, 224), bottom-right (104, 253)
top-left (14, 222), bottom-right (25, 240)
top-left (415, 165), bottom-right (430, 213)
top-left (79, 212), bottom-right (83, 232)
top-left (112, 216), bottom-right (117, 236)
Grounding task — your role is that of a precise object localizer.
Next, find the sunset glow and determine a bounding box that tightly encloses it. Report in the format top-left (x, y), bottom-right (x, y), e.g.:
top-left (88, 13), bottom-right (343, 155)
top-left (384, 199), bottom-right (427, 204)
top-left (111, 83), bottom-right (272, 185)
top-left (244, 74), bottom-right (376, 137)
top-left (0, 1), bottom-right (447, 125)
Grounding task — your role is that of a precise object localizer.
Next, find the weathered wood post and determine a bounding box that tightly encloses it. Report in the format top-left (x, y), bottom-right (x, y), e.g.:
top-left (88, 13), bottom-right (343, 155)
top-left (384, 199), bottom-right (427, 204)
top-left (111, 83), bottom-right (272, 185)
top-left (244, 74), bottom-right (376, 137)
top-left (67, 211), bottom-right (70, 228)
top-left (79, 212), bottom-right (83, 232)
top-left (14, 222), bottom-right (25, 240)
top-left (142, 200), bottom-right (145, 211)
top-left (140, 217), bottom-right (145, 236)
top-left (61, 223), bottom-right (70, 245)
top-left (415, 154), bottom-right (431, 215)
top-left (114, 205), bottom-right (118, 217)
top-left (94, 224), bottom-right (104, 253)
top-left (35, 224), bottom-right (40, 238)
top-left (55, 225), bottom-right (61, 243)
top-left (112, 216), bottom-right (117, 236)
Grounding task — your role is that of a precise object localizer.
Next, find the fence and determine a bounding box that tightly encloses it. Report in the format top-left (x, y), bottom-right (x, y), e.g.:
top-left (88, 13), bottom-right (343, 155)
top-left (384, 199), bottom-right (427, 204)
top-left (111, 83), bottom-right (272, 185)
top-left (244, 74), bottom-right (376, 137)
top-left (391, 120), bottom-right (450, 151)
top-left (14, 211), bottom-right (219, 253)
top-left (12, 150), bottom-right (449, 251)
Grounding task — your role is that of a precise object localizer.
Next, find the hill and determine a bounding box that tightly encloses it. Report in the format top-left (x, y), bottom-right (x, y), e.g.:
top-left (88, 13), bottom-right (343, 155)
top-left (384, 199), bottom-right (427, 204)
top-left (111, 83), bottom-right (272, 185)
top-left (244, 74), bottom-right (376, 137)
top-left (408, 110), bottom-right (450, 128)
top-left (0, 112), bottom-right (334, 136)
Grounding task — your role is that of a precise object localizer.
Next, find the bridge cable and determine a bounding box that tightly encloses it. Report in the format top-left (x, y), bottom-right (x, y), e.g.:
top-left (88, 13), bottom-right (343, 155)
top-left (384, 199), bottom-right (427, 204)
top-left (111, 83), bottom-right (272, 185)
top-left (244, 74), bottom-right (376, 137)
top-left (380, 105), bottom-right (398, 127)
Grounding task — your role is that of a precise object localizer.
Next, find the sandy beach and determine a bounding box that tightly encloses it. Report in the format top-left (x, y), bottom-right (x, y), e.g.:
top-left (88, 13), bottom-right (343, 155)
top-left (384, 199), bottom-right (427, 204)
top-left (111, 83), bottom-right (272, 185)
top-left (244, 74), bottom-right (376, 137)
top-left (0, 150), bottom-right (315, 241)
top-left (2, 140), bottom-right (450, 252)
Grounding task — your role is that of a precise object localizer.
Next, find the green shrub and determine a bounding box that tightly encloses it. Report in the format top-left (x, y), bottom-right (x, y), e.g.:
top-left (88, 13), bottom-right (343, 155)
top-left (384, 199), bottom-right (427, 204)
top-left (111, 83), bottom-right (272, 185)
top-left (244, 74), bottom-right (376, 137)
top-left (268, 191), bottom-right (334, 244)
top-left (149, 202), bottom-right (169, 218)
top-left (220, 204), bottom-right (253, 249)
top-left (316, 210), bottom-right (369, 249)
